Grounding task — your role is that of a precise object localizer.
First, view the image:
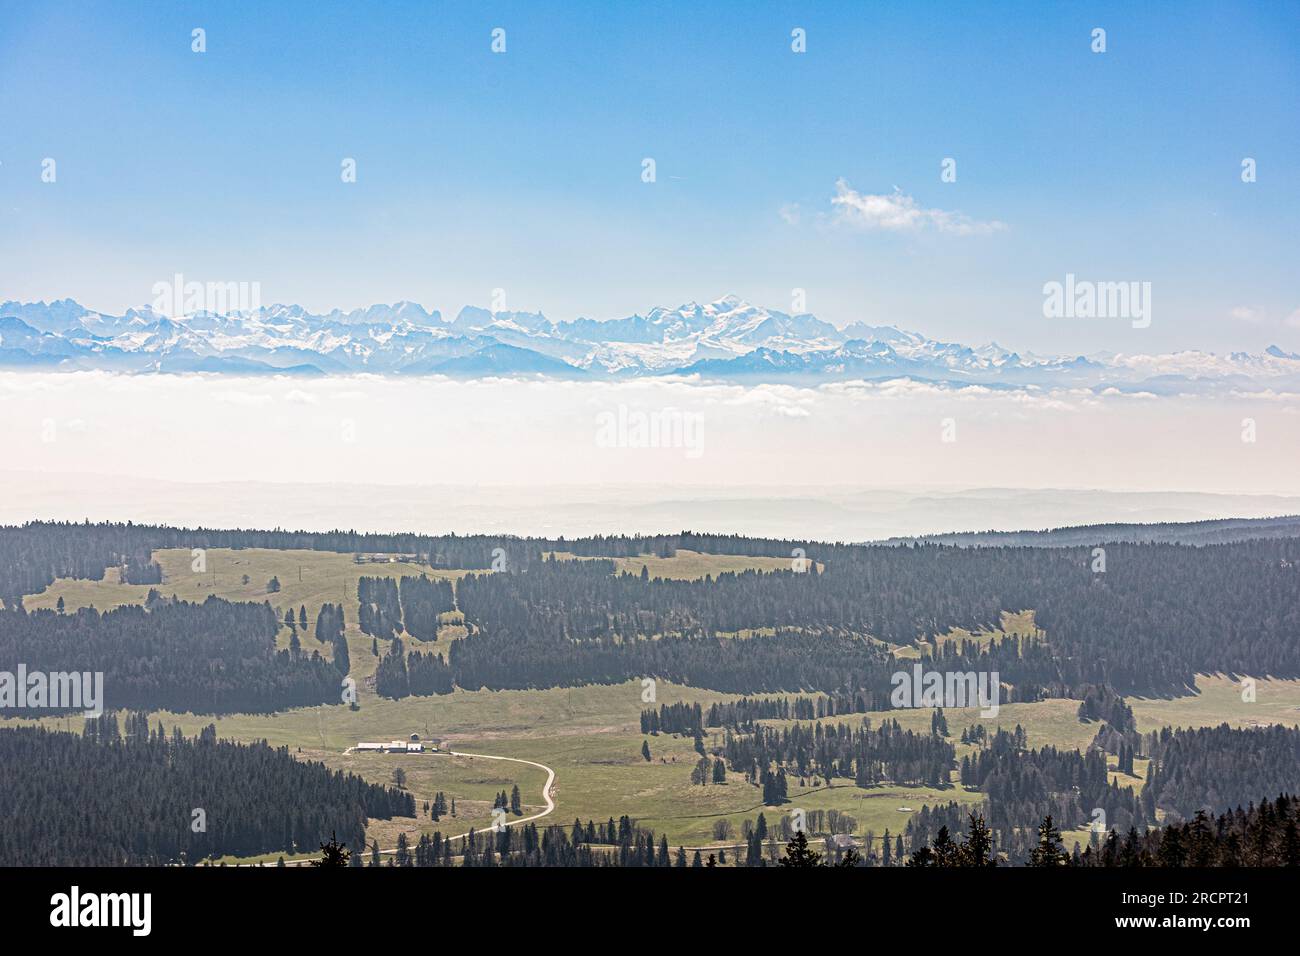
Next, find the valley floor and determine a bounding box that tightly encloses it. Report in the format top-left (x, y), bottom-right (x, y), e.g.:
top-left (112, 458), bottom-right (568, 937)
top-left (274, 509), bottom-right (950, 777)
top-left (9, 546), bottom-right (1300, 864)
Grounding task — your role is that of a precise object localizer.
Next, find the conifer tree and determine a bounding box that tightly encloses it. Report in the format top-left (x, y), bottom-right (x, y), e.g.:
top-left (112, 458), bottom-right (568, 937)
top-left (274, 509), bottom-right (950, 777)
top-left (310, 831), bottom-right (351, 867)
top-left (779, 829), bottom-right (822, 867)
top-left (931, 825), bottom-right (960, 867)
top-left (1029, 815), bottom-right (1068, 867)
top-left (960, 813), bottom-right (996, 867)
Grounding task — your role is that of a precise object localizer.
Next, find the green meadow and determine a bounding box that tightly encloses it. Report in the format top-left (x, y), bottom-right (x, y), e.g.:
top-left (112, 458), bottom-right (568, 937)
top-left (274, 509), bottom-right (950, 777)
top-left (11, 549), bottom-right (1300, 860)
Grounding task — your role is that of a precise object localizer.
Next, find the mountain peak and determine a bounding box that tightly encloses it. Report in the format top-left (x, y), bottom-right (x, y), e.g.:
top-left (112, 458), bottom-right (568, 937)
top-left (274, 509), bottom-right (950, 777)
top-left (0, 295), bottom-right (1296, 391)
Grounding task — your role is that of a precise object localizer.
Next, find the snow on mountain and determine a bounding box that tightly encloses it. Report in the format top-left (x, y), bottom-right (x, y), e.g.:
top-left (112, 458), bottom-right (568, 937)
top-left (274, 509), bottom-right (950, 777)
top-left (1, 295), bottom-right (1297, 394)
top-left (450, 306), bottom-right (555, 336)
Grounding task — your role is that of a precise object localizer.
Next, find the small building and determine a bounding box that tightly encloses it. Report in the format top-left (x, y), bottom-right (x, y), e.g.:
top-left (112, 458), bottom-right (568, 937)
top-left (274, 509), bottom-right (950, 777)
top-left (355, 738), bottom-right (434, 754)
top-left (830, 834), bottom-right (860, 851)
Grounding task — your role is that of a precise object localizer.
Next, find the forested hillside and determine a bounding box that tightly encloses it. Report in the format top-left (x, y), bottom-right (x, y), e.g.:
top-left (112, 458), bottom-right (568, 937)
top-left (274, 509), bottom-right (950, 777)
top-left (0, 715), bottom-right (412, 866)
top-left (6, 521), bottom-right (1300, 703)
top-left (1141, 724), bottom-right (1300, 822)
top-left (0, 595), bottom-right (343, 714)
top-left (883, 514), bottom-right (1300, 548)
top-left (1077, 794), bottom-right (1300, 867)
top-left (4, 516), bottom-right (1300, 870)
top-left (449, 541), bottom-right (1300, 697)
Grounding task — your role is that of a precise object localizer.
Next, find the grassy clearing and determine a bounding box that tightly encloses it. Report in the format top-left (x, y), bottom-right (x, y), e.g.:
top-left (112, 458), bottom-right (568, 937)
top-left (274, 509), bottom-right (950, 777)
top-left (1107, 755), bottom-right (1151, 792)
top-left (23, 547), bottom-right (470, 657)
top-left (24, 547), bottom-right (796, 657)
top-left (3, 671), bottom-right (1287, 858)
top-left (17, 543), bottom-right (1300, 860)
top-left (862, 696), bottom-right (1098, 754)
top-left (918, 610), bottom-right (1040, 655)
top-left (24, 547), bottom-right (466, 617)
top-left (549, 549), bottom-right (818, 581)
top-left (1128, 674), bottom-right (1300, 733)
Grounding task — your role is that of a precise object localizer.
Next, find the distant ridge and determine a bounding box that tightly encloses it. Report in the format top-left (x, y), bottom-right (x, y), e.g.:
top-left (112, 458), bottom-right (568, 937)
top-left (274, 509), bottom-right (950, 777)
top-left (876, 514), bottom-right (1300, 547)
top-left (3, 295), bottom-right (1299, 394)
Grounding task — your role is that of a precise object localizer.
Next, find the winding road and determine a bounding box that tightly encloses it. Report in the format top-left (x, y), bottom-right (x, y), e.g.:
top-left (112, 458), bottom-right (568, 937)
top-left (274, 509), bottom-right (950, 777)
top-left (272, 749), bottom-right (556, 865)
top-left (442, 749), bottom-right (557, 840)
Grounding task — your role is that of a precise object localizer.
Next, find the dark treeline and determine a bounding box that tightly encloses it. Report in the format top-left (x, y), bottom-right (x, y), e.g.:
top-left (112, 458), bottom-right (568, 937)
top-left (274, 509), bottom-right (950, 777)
top-left (723, 719), bottom-right (955, 789)
top-left (0, 522), bottom-right (135, 602)
top-left (451, 627), bottom-right (893, 696)
top-left (357, 577), bottom-right (401, 640)
top-left (414, 795), bottom-right (1300, 868)
top-left (398, 575), bottom-right (455, 640)
top-left (449, 539), bottom-right (1300, 698)
top-left (390, 815), bottom-right (674, 868)
top-left (358, 575), bottom-right (454, 643)
top-left (1141, 724), bottom-right (1300, 823)
top-left (1076, 683), bottom-right (1136, 731)
top-left (121, 553), bottom-right (162, 585)
top-left (903, 802), bottom-right (1079, 867)
top-left (641, 702), bottom-right (704, 735)
top-left (6, 522), bottom-right (1300, 703)
top-left (705, 693), bottom-right (882, 729)
top-left (0, 520), bottom-right (550, 603)
top-left (960, 724), bottom-right (988, 746)
top-left (907, 723), bottom-right (1300, 863)
top-left (1078, 795), bottom-right (1300, 867)
top-left (374, 636), bottom-right (454, 699)
top-left (449, 621), bottom-right (1053, 703)
top-left (457, 557), bottom-right (859, 640)
top-left (314, 602), bottom-right (350, 678)
top-left (905, 813), bottom-right (1000, 867)
top-left (904, 801), bottom-right (989, 857)
top-left (1089, 725), bottom-right (1140, 776)
top-left (960, 727), bottom-right (1145, 836)
top-left (407, 825), bottom-right (622, 867)
top-left (550, 531), bottom-right (832, 560)
top-left (314, 602), bottom-right (345, 644)
top-left (0, 716), bottom-right (412, 866)
top-left (0, 595), bottom-right (343, 714)
top-left (891, 514), bottom-right (1300, 548)
top-left (846, 797), bottom-right (1300, 867)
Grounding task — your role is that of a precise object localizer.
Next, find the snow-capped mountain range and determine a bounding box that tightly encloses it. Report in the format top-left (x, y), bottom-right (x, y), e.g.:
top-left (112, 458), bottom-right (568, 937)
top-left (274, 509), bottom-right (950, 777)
top-left (2, 295), bottom-right (1298, 394)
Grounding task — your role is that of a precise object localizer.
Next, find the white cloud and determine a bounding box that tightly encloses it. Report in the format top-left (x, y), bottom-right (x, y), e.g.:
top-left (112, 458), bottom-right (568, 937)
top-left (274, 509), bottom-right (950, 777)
top-left (1230, 388), bottom-right (1300, 403)
top-left (1229, 305), bottom-right (1300, 329)
top-left (4, 371), bottom-right (1299, 509)
top-left (211, 389), bottom-right (272, 406)
top-left (829, 179), bottom-right (1006, 236)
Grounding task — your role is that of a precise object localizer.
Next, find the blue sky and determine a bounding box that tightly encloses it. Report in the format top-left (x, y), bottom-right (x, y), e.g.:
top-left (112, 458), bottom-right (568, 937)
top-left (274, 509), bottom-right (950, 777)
top-left (1, 0), bottom-right (1297, 353)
